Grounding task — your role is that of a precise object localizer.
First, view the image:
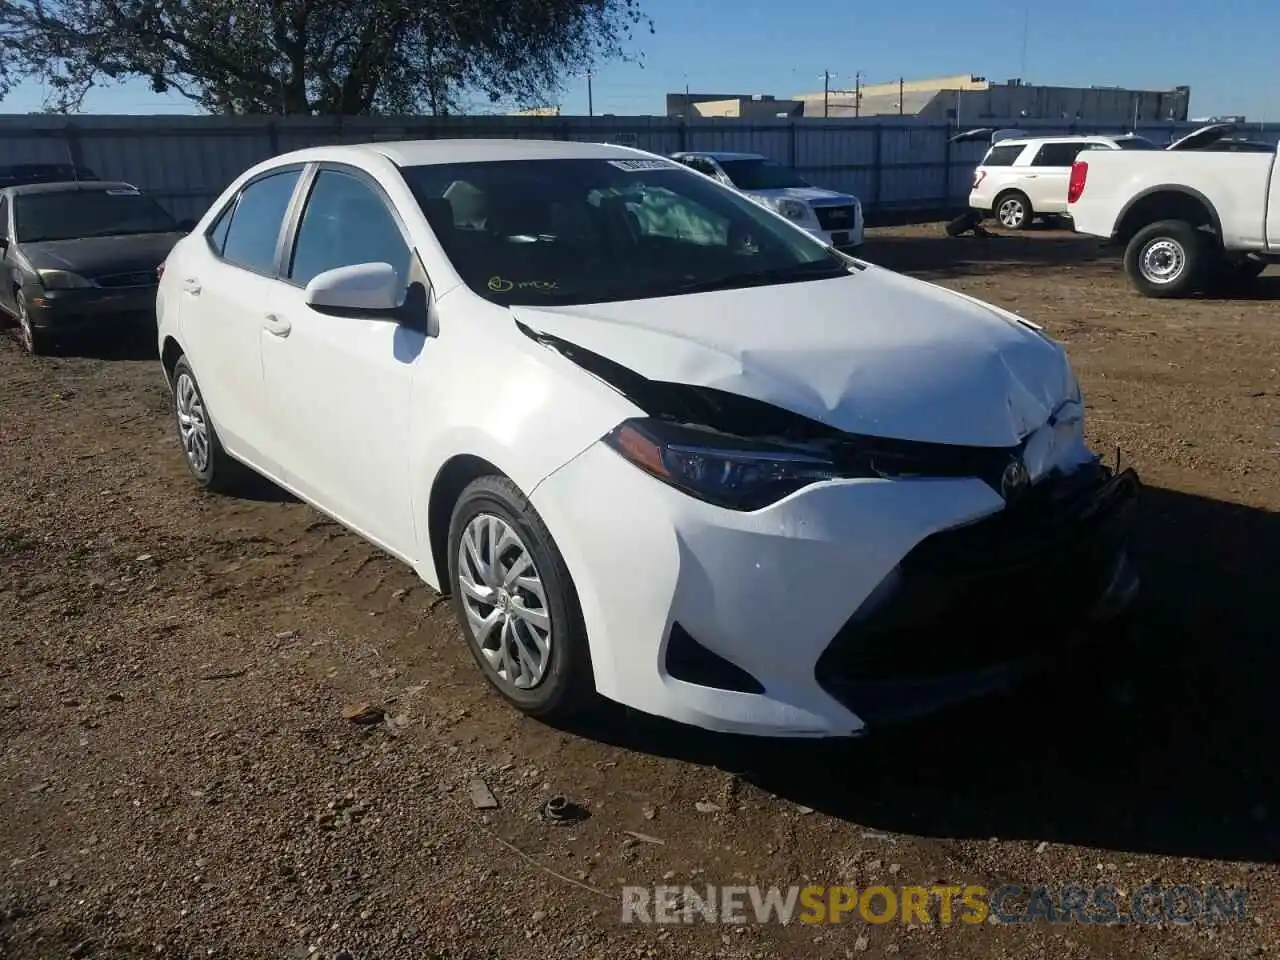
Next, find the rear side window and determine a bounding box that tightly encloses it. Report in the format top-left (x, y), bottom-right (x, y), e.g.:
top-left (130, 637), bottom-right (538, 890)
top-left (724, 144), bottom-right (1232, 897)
top-left (1031, 142), bottom-right (1090, 167)
top-left (980, 144), bottom-right (1024, 167)
top-left (220, 169), bottom-right (302, 274)
top-left (0, 196), bottom-right (8, 237)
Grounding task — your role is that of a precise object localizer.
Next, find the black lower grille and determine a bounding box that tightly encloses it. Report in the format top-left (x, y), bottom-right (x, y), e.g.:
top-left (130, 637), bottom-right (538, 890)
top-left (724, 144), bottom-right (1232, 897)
top-left (813, 205), bottom-right (857, 231)
top-left (815, 464), bottom-right (1139, 692)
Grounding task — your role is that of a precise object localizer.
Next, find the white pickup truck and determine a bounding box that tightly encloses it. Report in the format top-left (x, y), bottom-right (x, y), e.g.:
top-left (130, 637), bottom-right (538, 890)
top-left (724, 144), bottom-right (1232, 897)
top-left (1067, 123), bottom-right (1280, 297)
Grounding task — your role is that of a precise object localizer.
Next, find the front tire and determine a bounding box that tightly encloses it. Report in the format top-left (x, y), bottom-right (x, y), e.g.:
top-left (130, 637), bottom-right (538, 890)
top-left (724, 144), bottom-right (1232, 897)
top-left (1124, 220), bottom-right (1208, 299)
top-left (447, 475), bottom-right (594, 721)
top-left (14, 293), bottom-right (50, 356)
top-left (170, 356), bottom-right (241, 493)
top-left (994, 191), bottom-right (1033, 230)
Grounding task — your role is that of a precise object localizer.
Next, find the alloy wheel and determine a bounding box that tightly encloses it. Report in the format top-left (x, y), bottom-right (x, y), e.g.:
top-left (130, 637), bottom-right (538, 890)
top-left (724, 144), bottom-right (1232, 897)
top-left (456, 513), bottom-right (553, 691)
top-left (174, 372), bottom-right (211, 473)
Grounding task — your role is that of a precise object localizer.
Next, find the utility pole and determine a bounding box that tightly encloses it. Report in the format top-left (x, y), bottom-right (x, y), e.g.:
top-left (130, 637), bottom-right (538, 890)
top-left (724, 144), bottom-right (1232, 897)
top-left (824, 70), bottom-right (830, 118)
top-left (854, 71), bottom-right (862, 118)
top-left (1020, 2), bottom-right (1030, 79)
top-left (899, 76), bottom-right (904, 116)
top-left (587, 71), bottom-right (594, 118)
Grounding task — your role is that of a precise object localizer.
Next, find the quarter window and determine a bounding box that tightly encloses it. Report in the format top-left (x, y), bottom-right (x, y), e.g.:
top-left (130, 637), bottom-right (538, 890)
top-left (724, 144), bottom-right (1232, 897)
top-left (288, 169), bottom-right (411, 288)
top-left (206, 200), bottom-right (235, 256)
top-left (981, 144), bottom-right (1025, 167)
top-left (220, 169), bottom-right (302, 274)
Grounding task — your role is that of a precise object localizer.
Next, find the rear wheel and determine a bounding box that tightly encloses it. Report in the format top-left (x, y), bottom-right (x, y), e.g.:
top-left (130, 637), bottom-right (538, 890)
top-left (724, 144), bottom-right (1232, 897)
top-left (994, 191), bottom-right (1033, 230)
top-left (171, 355), bottom-right (242, 493)
top-left (1124, 220), bottom-right (1208, 299)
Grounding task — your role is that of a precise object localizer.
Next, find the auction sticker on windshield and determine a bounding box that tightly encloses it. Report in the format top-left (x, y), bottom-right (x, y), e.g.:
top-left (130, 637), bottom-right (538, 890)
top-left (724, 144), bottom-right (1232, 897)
top-left (607, 159), bottom-right (678, 171)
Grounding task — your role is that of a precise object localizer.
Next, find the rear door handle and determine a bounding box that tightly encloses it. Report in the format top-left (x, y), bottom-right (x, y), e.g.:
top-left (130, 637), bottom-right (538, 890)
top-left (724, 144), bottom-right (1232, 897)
top-left (182, 277), bottom-right (201, 295)
top-left (263, 313), bottom-right (291, 338)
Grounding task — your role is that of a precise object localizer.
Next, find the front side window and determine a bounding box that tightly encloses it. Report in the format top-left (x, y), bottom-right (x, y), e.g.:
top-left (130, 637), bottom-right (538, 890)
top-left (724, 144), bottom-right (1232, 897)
top-left (400, 157), bottom-right (849, 307)
top-left (13, 188), bottom-right (177, 242)
top-left (220, 169), bottom-right (301, 274)
top-left (288, 169), bottom-right (411, 288)
top-left (716, 159), bottom-right (811, 190)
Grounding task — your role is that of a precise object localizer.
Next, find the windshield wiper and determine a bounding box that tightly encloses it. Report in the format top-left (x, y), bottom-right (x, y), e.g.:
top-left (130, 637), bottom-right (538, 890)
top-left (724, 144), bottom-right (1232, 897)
top-left (656, 257), bottom-right (852, 296)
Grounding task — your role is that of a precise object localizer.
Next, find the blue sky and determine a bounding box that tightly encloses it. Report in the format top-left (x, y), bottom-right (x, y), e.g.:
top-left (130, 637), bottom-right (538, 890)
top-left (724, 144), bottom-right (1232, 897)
top-left (2, 0), bottom-right (1276, 119)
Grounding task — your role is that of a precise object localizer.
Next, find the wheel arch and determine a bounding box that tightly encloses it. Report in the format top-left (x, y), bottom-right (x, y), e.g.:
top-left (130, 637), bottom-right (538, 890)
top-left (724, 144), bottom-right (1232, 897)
top-left (1114, 186), bottom-right (1222, 246)
top-left (161, 335), bottom-right (184, 386)
top-left (425, 453), bottom-right (512, 593)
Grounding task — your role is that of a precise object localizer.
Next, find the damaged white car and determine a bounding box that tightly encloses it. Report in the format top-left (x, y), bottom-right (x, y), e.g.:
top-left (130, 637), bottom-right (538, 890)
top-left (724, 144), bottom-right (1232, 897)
top-left (155, 139), bottom-right (1140, 737)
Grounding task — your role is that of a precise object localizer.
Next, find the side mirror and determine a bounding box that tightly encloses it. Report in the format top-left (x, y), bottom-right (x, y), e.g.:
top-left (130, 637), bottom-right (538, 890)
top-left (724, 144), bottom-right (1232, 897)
top-left (176, 218), bottom-right (198, 232)
top-left (0, 236), bottom-right (8, 251)
top-left (304, 262), bottom-right (403, 318)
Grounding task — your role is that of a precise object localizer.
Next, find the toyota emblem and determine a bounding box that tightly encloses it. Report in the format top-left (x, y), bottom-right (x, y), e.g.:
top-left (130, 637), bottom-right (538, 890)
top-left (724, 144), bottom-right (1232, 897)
top-left (1001, 458), bottom-right (1030, 502)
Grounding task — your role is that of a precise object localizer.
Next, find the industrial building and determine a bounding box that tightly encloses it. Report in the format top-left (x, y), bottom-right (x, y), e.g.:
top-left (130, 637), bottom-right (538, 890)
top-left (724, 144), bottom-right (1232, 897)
top-left (668, 75), bottom-right (1192, 125)
top-left (797, 74), bottom-right (1191, 124)
top-left (666, 93), bottom-right (804, 119)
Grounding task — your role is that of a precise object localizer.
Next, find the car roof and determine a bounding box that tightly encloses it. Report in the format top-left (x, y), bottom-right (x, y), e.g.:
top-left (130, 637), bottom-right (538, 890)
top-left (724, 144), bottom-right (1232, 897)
top-left (268, 138), bottom-right (668, 169)
top-left (989, 135), bottom-right (1120, 148)
top-left (671, 151), bottom-right (768, 162)
top-left (3, 180), bottom-right (138, 196)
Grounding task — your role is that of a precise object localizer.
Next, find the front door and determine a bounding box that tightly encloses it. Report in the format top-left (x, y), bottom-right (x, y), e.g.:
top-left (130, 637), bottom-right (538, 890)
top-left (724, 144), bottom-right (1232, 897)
top-left (259, 165), bottom-right (425, 559)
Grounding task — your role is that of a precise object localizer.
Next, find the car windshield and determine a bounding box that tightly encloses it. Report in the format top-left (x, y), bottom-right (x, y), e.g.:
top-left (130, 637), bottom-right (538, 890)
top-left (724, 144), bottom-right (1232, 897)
top-left (399, 157), bottom-right (850, 307)
top-left (14, 188), bottom-right (177, 242)
top-left (1115, 138), bottom-right (1157, 150)
top-left (716, 158), bottom-right (812, 190)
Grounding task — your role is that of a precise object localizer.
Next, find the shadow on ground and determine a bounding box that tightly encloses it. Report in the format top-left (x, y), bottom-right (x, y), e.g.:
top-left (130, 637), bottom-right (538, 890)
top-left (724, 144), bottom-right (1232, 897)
top-left (570, 486), bottom-right (1280, 864)
top-left (859, 228), bottom-right (1112, 280)
top-left (42, 327), bottom-right (158, 362)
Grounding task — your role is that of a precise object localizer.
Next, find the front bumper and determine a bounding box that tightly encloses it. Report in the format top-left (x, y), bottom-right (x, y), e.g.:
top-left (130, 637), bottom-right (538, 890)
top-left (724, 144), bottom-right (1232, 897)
top-left (531, 439), bottom-right (1139, 738)
top-left (24, 285), bottom-right (158, 332)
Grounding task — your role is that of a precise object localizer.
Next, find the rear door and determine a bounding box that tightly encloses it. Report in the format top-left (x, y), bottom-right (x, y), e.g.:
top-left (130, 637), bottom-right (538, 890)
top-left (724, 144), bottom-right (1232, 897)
top-left (1022, 141), bottom-right (1094, 214)
top-left (176, 166), bottom-right (305, 474)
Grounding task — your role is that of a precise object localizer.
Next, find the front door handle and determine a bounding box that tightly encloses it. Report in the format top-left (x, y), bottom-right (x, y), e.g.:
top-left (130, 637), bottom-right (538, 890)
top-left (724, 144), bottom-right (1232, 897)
top-left (182, 277), bottom-right (202, 295)
top-left (263, 313), bottom-right (291, 338)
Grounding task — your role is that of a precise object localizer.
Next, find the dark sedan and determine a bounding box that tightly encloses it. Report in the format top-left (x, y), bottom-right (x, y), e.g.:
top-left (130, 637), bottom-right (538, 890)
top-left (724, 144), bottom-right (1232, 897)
top-left (0, 180), bottom-right (192, 354)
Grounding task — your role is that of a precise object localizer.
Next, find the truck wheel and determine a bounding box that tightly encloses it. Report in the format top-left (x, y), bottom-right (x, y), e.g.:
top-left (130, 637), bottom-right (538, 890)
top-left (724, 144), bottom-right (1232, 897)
top-left (1124, 220), bottom-right (1207, 298)
top-left (994, 191), bottom-right (1033, 230)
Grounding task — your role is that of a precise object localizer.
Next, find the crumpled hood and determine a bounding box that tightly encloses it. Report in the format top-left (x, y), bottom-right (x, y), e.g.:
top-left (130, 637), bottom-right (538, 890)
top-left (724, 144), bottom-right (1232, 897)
top-left (747, 186), bottom-right (859, 206)
top-left (511, 265), bottom-right (1077, 448)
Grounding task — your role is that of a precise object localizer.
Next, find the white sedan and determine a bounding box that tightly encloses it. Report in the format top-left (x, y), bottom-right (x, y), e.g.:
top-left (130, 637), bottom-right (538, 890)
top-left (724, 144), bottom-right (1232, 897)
top-left (155, 139), bottom-right (1140, 737)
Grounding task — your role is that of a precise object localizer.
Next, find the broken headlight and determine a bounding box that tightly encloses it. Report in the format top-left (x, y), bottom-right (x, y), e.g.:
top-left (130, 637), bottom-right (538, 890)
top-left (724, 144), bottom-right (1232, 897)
top-left (603, 417), bottom-right (863, 511)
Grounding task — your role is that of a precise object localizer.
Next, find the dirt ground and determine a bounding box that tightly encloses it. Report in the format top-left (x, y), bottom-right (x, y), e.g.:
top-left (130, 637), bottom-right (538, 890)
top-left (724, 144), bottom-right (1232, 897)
top-left (2, 225), bottom-right (1278, 960)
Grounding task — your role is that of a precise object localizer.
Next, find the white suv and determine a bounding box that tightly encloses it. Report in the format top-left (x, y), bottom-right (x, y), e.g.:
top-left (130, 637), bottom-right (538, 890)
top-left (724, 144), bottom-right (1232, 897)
top-left (967, 135), bottom-right (1156, 229)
